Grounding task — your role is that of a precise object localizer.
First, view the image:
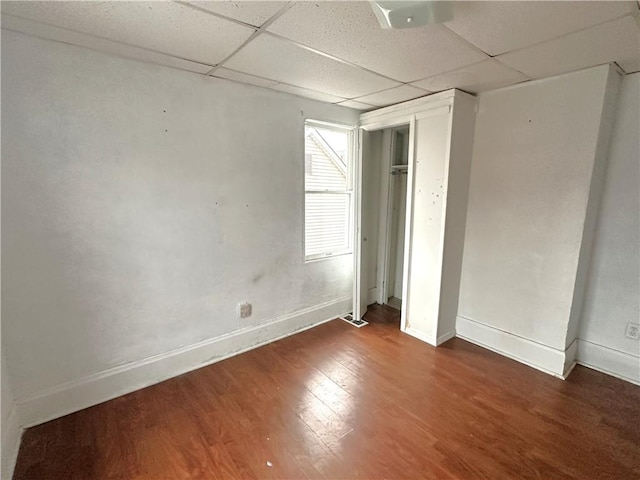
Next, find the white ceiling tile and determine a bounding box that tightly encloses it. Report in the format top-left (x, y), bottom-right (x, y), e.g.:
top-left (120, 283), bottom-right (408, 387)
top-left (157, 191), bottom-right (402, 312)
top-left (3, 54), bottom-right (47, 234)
top-left (270, 84), bottom-right (346, 103)
top-left (411, 59), bottom-right (529, 94)
top-left (1, 14), bottom-right (213, 74)
top-left (267, 1), bottom-right (488, 82)
top-left (353, 85), bottom-right (431, 107)
top-left (223, 34), bottom-right (399, 99)
top-left (497, 16), bottom-right (640, 79)
top-left (184, 1), bottom-right (288, 27)
top-left (444, 1), bottom-right (638, 56)
top-left (211, 67), bottom-right (278, 88)
top-left (337, 100), bottom-right (376, 111)
top-left (0, 1), bottom-right (254, 65)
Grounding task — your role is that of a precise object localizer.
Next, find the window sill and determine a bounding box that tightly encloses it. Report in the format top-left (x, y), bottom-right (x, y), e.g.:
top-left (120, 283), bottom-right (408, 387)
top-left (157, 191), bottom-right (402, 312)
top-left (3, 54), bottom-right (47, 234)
top-left (304, 250), bottom-right (353, 264)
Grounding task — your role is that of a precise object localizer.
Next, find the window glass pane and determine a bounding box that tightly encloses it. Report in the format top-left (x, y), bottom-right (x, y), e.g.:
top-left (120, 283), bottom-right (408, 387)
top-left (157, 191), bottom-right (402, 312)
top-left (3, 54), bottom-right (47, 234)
top-left (304, 121), bottom-right (352, 260)
top-left (305, 126), bottom-right (348, 191)
top-left (305, 193), bottom-right (350, 257)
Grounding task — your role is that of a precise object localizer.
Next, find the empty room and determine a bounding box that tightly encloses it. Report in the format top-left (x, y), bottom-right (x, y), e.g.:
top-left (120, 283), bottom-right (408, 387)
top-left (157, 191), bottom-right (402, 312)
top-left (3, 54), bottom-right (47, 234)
top-left (1, 1), bottom-right (639, 478)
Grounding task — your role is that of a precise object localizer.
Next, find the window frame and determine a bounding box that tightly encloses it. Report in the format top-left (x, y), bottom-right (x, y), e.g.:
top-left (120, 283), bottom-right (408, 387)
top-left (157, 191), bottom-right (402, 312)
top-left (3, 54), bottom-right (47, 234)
top-left (303, 119), bottom-right (356, 262)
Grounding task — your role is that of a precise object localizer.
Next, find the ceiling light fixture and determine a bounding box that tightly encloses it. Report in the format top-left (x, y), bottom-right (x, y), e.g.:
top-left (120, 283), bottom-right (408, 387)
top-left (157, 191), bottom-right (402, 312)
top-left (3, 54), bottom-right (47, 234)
top-left (370, 1), bottom-right (453, 29)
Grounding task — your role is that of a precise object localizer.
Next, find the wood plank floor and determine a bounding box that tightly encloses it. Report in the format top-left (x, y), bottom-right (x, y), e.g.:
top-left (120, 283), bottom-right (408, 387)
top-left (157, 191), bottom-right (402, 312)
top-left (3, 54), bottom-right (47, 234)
top-left (14, 304), bottom-right (640, 479)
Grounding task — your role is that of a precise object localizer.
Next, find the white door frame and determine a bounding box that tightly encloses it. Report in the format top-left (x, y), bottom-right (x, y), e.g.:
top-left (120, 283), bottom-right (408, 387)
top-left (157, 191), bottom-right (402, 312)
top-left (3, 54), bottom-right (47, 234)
top-left (355, 90), bottom-right (475, 340)
top-left (353, 128), bottom-right (366, 321)
top-left (354, 115), bottom-right (415, 326)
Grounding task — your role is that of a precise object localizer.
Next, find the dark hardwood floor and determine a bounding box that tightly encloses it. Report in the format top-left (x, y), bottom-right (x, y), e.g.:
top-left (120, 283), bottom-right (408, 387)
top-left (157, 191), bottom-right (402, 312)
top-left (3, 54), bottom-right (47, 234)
top-left (14, 304), bottom-right (640, 479)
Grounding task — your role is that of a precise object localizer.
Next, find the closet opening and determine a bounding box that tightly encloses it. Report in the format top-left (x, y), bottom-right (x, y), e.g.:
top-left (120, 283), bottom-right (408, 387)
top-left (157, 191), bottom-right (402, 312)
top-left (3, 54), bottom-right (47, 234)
top-left (381, 126), bottom-right (409, 312)
top-left (354, 91), bottom-right (476, 345)
top-left (355, 120), bottom-right (413, 326)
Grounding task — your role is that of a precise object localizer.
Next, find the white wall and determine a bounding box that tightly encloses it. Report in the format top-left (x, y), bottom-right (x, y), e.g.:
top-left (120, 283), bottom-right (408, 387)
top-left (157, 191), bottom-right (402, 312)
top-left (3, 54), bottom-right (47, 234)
top-left (392, 173), bottom-right (407, 300)
top-left (457, 65), bottom-right (619, 377)
top-left (364, 131), bottom-right (382, 299)
top-left (1, 349), bottom-right (21, 480)
top-left (1, 95), bottom-right (21, 477)
top-left (405, 110), bottom-right (453, 341)
top-left (1, 30), bottom-right (358, 425)
top-left (578, 74), bottom-right (640, 382)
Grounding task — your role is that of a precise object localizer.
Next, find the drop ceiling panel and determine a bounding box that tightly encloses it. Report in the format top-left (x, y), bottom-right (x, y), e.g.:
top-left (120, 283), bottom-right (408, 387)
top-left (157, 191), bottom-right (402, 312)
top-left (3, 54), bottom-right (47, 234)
top-left (211, 68), bottom-right (278, 88)
top-left (444, 1), bottom-right (638, 56)
top-left (267, 1), bottom-right (488, 82)
top-left (1, 14), bottom-right (213, 74)
top-left (223, 34), bottom-right (400, 99)
top-left (338, 100), bottom-right (376, 111)
top-left (353, 85), bottom-right (431, 107)
top-left (497, 16), bottom-right (640, 79)
top-left (411, 59), bottom-right (529, 94)
top-left (184, 1), bottom-right (288, 27)
top-left (270, 84), bottom-right (346, 103)
top-left (0, 1), bottom-right (254, 65)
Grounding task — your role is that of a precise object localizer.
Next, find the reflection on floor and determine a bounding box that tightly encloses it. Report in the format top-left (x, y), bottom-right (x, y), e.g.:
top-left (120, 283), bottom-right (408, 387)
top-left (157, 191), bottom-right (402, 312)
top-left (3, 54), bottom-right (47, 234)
top-left (13, 304), bottom-right (640, 479)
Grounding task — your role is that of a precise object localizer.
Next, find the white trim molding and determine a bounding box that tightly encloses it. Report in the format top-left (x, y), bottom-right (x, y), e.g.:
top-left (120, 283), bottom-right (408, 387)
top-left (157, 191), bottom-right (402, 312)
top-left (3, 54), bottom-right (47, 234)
top-left (563, 338), bottom-right (579, 379)
top-left (456, 315), bottom-right (576, 379)
top-left (577, 340), bottom-right (640, 386)
top-left (17, 297), bottom-right (352, 428)
top-left (1, 405), bottom-right (23, 480)
top-left (402, 327), bottom-right (456, 347)
top-left (436, 330), bottom-right (457, 346)
top-left (404, 326), bottom-right (437, 346)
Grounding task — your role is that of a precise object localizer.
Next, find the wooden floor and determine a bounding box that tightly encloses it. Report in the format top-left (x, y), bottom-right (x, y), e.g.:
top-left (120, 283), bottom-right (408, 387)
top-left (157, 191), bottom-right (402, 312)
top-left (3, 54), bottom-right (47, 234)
top-left (14, 304), bottom-right (640, 479)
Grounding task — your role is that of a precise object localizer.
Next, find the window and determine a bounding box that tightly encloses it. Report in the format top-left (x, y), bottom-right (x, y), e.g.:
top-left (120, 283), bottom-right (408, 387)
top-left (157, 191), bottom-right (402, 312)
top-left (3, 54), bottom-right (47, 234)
top-left (304, 120), bottom-right (353, 261)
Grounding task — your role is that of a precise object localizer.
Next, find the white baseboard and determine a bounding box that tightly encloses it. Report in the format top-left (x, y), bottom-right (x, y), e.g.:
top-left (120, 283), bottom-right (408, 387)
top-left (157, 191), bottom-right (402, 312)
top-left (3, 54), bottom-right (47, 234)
top-left (436, 329), bottom-right (456, 346)
top-left (1, 405), bottom-right (23, 480)
top-left (403, 327), bottom-right (437, 346)
top-left (564, 337), bottom-right (579, 377)
top-left (402, 327), bottom-right (455, 347)
top-left (17, 296), bottom-right (352, 428)
top-left (577, 340), bottom-right (640, 386)
top-left (456, 315), bottom-right (576, 379)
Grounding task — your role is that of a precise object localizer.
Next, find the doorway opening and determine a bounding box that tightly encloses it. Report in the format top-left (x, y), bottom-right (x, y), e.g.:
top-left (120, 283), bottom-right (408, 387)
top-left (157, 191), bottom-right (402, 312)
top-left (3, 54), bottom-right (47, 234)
top-left (354, 91), bottom-right (476, 344)
top-left (355, 120), bottom-right (413, 327)
top-left (384, 127), bottom-right (409, 312)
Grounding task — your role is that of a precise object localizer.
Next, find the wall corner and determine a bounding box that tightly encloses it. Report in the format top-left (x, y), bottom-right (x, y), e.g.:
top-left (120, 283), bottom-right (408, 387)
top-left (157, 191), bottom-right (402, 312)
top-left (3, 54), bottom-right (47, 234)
top-left (564, 64), bottom-right (622, 349)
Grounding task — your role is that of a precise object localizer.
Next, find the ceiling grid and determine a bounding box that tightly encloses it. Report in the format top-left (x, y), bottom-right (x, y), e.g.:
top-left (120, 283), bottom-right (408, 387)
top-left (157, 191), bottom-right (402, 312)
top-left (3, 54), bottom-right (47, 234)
top-left (1, 1), bottom-right (638, 110)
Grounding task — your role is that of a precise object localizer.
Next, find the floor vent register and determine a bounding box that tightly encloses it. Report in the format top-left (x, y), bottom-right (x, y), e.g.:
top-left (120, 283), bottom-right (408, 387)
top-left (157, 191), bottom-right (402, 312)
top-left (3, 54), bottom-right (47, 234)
top-left (340, 313), bottom-right (368, 328)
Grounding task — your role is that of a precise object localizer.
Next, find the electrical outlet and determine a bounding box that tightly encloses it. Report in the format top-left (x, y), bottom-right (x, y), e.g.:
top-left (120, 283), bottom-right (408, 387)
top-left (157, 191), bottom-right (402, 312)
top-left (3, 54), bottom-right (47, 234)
top-left (238, 302), bottom-right (252, 319)
top-left (625, 322), bottom-right (640, 340)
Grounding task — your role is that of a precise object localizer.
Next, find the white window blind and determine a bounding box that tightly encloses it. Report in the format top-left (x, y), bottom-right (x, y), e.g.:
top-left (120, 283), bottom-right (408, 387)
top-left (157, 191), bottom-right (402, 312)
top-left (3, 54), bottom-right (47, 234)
top-left (304, 121), bottom-right (353, 260)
